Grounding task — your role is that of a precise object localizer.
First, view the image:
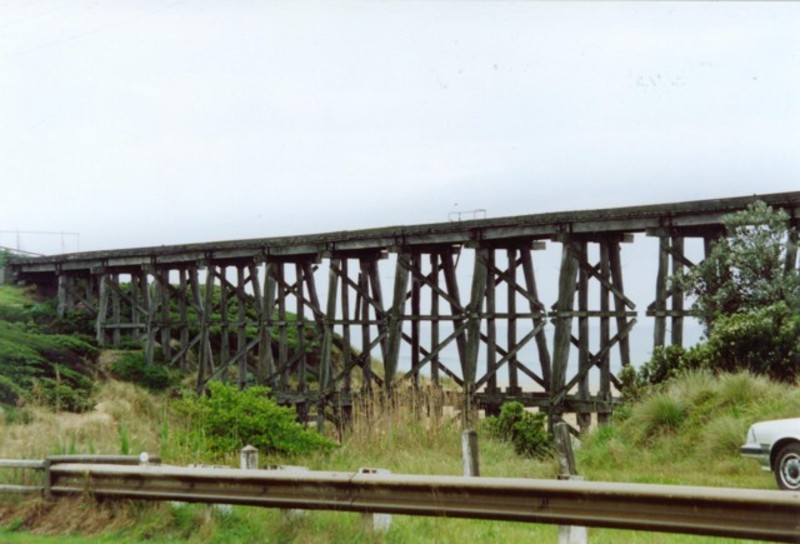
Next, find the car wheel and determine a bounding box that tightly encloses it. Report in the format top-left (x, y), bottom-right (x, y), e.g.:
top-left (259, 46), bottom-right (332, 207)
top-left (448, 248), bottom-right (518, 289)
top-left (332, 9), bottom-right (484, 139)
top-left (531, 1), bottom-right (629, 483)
top-left (774, 442), bottom-right (800, 491)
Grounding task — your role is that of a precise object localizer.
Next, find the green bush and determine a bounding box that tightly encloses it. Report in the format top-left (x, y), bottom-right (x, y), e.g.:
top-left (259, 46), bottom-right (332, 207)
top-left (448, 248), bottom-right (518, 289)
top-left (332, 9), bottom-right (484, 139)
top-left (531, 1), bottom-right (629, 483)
top-left (638, 345), bottom-right (705, 387)
top-left (484, 401), bottom-right (552, 458)
top-left (110, 352), bottom-right (173, 391)
top-left (177, 381), bottom-right (337, 457)
top-left (702, 302), bottom-right (800, 383)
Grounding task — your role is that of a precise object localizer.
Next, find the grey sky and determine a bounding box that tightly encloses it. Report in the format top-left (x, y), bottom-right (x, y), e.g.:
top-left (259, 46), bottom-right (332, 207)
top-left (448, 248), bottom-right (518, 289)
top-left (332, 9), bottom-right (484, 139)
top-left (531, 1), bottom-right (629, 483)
top-left (1, 1), bottom-right (799, 254)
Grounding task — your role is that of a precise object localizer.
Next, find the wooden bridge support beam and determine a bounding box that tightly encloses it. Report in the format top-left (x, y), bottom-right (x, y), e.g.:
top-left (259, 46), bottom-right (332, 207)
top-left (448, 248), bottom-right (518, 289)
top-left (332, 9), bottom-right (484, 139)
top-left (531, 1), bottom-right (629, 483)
top-left (551, 239), bottom-right (580, 425)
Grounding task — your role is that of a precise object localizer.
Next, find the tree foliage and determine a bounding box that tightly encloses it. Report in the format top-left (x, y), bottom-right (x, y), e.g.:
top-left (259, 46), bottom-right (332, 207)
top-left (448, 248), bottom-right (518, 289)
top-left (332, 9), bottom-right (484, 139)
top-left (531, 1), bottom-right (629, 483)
top-left (674, 201), bottom-right (800, 329)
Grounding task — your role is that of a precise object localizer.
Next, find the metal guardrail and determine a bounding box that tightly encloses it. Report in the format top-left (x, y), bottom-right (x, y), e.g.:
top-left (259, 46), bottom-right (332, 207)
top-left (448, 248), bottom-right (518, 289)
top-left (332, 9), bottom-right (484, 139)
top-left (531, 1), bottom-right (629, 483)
top-left (42, 463), bottom-right (800, 542)
top-left (2, 456), bottom-right (798, 541)
top-left (0, 459), bottom-right (46, 494)
top-left (0, 455), bottom-right (160, 495)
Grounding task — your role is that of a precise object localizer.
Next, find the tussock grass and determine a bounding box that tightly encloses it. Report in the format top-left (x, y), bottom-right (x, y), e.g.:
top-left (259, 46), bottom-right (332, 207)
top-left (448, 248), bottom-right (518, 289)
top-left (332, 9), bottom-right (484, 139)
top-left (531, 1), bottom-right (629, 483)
top-left (580, 369), bottom-right (800, 488)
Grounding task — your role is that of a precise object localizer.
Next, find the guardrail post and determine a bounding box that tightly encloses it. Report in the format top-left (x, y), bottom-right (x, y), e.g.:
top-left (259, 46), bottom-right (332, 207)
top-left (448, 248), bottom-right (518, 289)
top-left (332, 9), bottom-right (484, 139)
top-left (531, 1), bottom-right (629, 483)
top-left (461, 429), bottom-right (480, 477)
top-left (240, 445), bottom-right (259, 470)
top-left (266, 464), bottom-right (309, 520)
top-left (43, 458), bottom-right (53, 501)
top-left (554, 422), bottom-right (588, 544)
top-left (359, 468), bottom-right (392, 533)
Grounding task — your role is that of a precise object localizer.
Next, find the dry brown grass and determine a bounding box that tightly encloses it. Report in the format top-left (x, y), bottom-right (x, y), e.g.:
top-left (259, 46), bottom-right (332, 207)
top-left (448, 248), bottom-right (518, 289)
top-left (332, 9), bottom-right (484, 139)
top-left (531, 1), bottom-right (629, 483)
top-left (0, 380), bottom-right (166, 460)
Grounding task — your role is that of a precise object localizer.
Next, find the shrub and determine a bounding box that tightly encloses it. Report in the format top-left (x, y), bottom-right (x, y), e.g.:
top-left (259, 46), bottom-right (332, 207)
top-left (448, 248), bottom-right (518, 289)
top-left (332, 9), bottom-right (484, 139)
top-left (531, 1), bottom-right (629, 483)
top-left (110, 352), bottom-right (173, 391)
top-left (701, 302), bottom-right (800, 383)
top-left (484, 401), bottom-right (552, 458)
top-left (638, 344), bottom-right (706, 387)
top-left (177, 381), bottom-right (337, 457)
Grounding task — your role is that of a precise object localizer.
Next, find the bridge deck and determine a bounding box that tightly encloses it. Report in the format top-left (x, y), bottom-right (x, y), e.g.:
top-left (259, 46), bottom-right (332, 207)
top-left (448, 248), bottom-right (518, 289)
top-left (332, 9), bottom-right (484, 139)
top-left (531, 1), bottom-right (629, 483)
top-left (11, 191), bottom-right (800, 272)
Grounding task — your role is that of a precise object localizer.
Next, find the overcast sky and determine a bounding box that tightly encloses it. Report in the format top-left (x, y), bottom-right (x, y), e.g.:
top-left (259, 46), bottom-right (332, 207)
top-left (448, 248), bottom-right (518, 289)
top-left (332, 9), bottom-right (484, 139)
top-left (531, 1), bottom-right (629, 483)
top-left (1, 1), bottom-right (799, 254)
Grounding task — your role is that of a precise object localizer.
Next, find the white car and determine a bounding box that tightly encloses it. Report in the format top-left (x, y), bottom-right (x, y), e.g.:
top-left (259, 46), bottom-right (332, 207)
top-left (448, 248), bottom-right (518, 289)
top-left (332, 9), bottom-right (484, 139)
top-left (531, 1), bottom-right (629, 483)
top-left (741, 417), bottom-right (800, 490)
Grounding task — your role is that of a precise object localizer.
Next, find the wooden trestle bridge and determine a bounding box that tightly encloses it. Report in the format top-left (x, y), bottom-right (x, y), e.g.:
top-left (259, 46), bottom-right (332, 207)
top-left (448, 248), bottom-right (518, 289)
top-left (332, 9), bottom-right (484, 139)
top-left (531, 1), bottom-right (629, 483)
top-left (5, 192), bottom-right (800, 431)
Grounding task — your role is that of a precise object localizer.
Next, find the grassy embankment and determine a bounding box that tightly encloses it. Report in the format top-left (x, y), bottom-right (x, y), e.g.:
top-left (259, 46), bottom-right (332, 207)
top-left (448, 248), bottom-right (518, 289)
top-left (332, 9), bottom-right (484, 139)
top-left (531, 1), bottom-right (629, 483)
top-left (0, 285), bottom-right (794, 543)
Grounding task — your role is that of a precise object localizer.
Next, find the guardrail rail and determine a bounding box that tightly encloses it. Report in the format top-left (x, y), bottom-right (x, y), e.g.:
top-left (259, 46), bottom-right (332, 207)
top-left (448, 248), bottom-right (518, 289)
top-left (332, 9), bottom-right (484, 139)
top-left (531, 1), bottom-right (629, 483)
top-left (2, 456), bottom-right (799, 542)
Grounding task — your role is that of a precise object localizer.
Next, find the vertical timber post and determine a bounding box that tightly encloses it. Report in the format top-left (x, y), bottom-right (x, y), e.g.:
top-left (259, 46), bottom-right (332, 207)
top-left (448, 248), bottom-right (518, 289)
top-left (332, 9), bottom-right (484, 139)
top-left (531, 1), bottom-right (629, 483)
top-left (96, 274), bottom-right (109, 347)
top-left (671, 236), bottom-right (685, 347)
top-left (197, 263), bottom-right (215, 393)
top-left (258, 262), bottom-right (277, 386)
top-left (654, 235), bottom-right (669, 348)
top-left (219, 266), bottom-right (230, 378)
top-left (110, 273), bottom-right (121, 347)
top-left (385, 251), bottom-right (410, 396)
top-left (551, 238), bottom-right (579, 427)
top-left (506, 248), bottom-right (520, 395)
top-left (485, 249), bottom-right (498, 404)
top-left (599, 240), bottom-right (612, 425)
top-left (609, 243), bottom-right (631, 368)
top-left (410, 252), bottom-right (421, 390)
top-left (429, 253), bottom-right (440, 387)
top-left (317, 259), bottom-right (340, 432)
top-left (159, 269), bottom-right (171, 363)
top-left (464, 247), bottom-right (487, 428)
top-left (577, 241), bottom-right (591, 433)
top-left (237, 265), bottom-right (248, 390)
top-left (178, 269), bottom-right (189, 371)
top-left (358, 259), bottom-right (372, 392)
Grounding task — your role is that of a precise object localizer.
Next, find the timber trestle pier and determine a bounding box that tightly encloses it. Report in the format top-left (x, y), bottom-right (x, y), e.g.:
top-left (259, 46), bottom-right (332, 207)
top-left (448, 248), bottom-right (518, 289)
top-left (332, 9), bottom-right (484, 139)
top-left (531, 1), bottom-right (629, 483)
top-left (6, 192), bottom-right (800, 432)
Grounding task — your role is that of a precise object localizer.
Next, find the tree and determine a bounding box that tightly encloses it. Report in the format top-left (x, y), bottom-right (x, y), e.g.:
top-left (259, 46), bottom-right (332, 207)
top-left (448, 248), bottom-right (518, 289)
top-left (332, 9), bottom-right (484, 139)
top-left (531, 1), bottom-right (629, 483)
top-left (675, 201), bottom-right (800, 329)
